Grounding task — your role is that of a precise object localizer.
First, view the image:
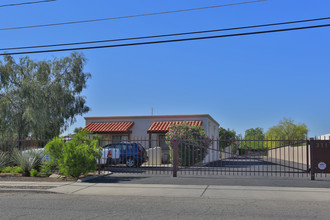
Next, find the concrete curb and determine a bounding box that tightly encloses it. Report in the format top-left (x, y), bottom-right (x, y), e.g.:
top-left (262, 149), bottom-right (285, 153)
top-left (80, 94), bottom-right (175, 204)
top-left (77, 171), bottom-right (112, 183)
top-left (0, 188), bottom-right (59, 194)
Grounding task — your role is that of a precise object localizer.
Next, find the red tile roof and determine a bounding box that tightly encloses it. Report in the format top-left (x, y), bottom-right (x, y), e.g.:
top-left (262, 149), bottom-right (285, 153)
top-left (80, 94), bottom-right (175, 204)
top-left (83, 122), bottom-right (134, 133)
top-left (147, 121), bottom-right (203, 133)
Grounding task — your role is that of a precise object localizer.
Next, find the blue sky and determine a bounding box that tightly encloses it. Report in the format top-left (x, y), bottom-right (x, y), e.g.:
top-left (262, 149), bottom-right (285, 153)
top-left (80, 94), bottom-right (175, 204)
top-left (1, 0), bottom-right (329, 137)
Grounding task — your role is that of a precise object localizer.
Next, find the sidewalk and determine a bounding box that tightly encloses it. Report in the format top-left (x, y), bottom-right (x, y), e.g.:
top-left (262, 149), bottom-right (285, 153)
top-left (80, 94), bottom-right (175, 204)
top-left (1, 180), bottom-right (330, 202)
top-left (48, 182), bottom-right (330, 201)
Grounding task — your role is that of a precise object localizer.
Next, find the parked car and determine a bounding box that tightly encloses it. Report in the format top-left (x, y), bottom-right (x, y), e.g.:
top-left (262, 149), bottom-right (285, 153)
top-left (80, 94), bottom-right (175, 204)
top-left (100, 142), bottom-right (148, 167)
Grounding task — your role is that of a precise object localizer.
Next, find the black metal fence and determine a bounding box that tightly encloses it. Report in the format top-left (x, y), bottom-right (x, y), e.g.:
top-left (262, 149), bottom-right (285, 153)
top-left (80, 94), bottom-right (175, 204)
top-left (98, 138), bottom-right (320, 178)
top-left (0, 138), bottom-right (49, 152)
top-left (1, 137), bottom-right (329, 180)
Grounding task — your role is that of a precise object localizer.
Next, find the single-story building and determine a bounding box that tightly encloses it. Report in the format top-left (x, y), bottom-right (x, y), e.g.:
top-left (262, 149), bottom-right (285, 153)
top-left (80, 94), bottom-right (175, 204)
top-left (318, 133), bottom-right (330, 140)
top-left (83, 114), bottom-right (220, 163)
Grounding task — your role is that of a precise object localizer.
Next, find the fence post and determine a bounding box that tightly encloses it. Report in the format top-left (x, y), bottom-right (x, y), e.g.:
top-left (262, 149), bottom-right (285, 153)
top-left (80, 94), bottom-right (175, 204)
top-left (310, 138), bottom-right (315, 180)
top-left (306, 139), bottom-right (310, 173)
top-left (173, 138), bottom-right (178, 178)
top-left (98, 139), bottom-right (101, 175)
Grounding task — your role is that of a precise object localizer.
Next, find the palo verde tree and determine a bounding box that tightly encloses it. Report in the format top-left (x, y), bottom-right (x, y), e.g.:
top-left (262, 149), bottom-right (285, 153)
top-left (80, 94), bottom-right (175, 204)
top-left (265, 117), bottom-right (308, 147)
top-left (0, 52), bottom-right (90, 140)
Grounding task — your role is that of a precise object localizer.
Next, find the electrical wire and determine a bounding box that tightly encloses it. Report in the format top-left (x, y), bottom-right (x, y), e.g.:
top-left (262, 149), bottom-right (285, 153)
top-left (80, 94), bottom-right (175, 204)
top-left (0, 0), bottom-right (265, 31)
top-left (1, 23), bottom-right (329, 56)
top-left (0, 0), bottom-right (56, 8)
top-left (1, 16), bottom-right (329, 51)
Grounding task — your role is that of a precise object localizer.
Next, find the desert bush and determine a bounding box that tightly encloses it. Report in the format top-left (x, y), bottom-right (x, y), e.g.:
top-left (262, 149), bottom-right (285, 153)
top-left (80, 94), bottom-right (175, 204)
top-left (11, 148), bottom-right (43, 176)
top-left (1, 166), bottom-right (12, 173)
top-left (0, 151), bottom-right (10, 169)
top-left (45, 130), bottom-right (101, 179)
top-left (0, 166), bottom-right (23, 175)
top-left (30, 169), bottom-right (39, 177)
top-left (11, 166), bottom-right (24, 175)
top-left (40, 161), bottom-right (56, 177)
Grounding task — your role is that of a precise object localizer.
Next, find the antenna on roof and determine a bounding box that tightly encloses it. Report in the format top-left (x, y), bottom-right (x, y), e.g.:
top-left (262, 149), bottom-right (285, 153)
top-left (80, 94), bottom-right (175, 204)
top-left (151, 107), bottom-right (153, 116)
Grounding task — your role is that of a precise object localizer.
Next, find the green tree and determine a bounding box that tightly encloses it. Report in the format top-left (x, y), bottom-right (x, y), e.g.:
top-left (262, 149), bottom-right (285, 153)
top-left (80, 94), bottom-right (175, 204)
top-left (241, 127), bottom-right (265, 150)
top-left (265, 118), bottom-right (308, 147)
top-left (218, 127), bottom-right (237, 149)
top-left (0, 52), bottom-right (90, 140)
top-left (73, 127), bottom-right (83, 134)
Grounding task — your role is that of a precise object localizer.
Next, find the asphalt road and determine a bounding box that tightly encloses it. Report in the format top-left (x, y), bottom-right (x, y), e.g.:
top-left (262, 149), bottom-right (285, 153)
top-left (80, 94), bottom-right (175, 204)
top-left (1, 192), bottom-right (330, 220)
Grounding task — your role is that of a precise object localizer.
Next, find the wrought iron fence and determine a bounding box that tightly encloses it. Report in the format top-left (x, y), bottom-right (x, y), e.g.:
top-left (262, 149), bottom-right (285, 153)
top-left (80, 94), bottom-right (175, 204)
top-left (0, 136), bottom-right (328, 180)
top-left (97, 137), bottom-right (322, 178)
top-left (0, 138), bottom-right (49, 152)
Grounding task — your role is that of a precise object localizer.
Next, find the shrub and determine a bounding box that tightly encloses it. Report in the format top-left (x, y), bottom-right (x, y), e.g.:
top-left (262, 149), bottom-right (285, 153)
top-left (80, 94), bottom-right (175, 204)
top-left (40, 161), bottom-right (56, 177)
top-left (11, 166), bottom-right (23, 175)
top-left (0, 166), bottom-right (23, 175)
top-left (44, 137), bottom-right (64, 168)
top-left (30, 169), bottom-right (39, 177)
top-left (0, 151), bottom-right (10, 169)
top-left (1, 166), bottom-right (12, 173)
top-left (11, 148), bottom-right (43, 176)
top-left (166, 124), bottom-right (211, 166)
top-left (45, 130), bottom-right (101, 179)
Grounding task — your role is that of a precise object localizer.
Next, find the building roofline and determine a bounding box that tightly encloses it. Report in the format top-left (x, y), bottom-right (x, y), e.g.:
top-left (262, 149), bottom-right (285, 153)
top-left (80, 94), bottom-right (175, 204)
top-left (84, 114), bottom-right (220, 126)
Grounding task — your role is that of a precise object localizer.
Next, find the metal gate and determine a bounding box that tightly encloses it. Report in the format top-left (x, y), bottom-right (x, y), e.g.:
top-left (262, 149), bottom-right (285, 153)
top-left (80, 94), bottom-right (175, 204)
top-left (100, 138), bottom-right (317, 178)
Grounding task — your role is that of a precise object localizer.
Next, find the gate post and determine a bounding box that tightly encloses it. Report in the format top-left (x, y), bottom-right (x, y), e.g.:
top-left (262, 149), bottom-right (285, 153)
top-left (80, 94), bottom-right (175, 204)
top-left (98, 139), bottom-right (101, 175)
top-left (173, 138), bottom-right (178, 178)
top-left (310, 138), bottom-right (315, 181)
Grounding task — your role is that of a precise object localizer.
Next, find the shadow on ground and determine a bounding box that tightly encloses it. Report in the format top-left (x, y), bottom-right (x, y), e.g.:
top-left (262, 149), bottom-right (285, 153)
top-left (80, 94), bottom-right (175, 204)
top-left (205, 158), bottom-right (275, 168)
top-left (87, 175), bottom-right (149, 183)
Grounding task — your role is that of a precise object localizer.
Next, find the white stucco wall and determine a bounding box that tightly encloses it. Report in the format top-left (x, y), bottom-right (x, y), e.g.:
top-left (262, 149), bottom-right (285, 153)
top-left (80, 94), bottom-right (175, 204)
top-left (318, 134), bottom-right (330, 140)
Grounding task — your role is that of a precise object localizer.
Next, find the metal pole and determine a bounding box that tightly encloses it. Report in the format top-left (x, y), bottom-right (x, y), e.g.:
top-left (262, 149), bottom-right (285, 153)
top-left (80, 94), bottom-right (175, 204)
top-left (173, 138), bottom-right (178, 178)
top-left (306, 139), bottom-right (309, 173)
top-left (310, 138), bottom-right (315, 180)
top-left (98, 139), bottom-right (101, 175)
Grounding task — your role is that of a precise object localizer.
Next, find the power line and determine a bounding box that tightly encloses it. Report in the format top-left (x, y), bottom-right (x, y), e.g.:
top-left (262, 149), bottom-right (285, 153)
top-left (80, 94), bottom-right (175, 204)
top-left (0, 0), bottom-right (265, 31)
top-left (0, 0), bottom-right (56, 8)
top-left (1, 23), bottom-right (329, 56)
top-left (1, 16), bottom-right (329, 51)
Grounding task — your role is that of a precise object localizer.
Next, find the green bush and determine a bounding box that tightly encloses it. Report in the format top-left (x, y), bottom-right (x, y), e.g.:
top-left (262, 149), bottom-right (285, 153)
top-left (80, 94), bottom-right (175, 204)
top-left (44, 137), bottom-right (64, 167)
top-left (40, 161), bottom-right (56, 177)
top-left (166, 124), bottom-right (211, 166)
top-left (11, 166), bottom-right (23, 175)
top-left (11, 148), bottom-right (43, 176)
top-left (0, 166), bottom-right (23, 175)
top-left (45, 130), bottom-right (101, 179)
top-left (1, 166), bottom-right (12, 173)
top-left (30, 169), bottom-right (39, 177)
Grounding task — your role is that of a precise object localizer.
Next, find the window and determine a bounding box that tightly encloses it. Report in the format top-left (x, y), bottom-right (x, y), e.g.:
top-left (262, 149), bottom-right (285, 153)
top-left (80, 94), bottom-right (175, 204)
top-left (112, 135), bottom-right (128, 143)
top-left (159, 135), bottom-right (169, 150)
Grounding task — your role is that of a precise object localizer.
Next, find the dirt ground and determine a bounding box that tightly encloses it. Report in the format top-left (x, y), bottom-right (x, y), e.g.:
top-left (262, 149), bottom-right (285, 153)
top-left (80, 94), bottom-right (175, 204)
top-left (0, 173), bottom-right (75, 182)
